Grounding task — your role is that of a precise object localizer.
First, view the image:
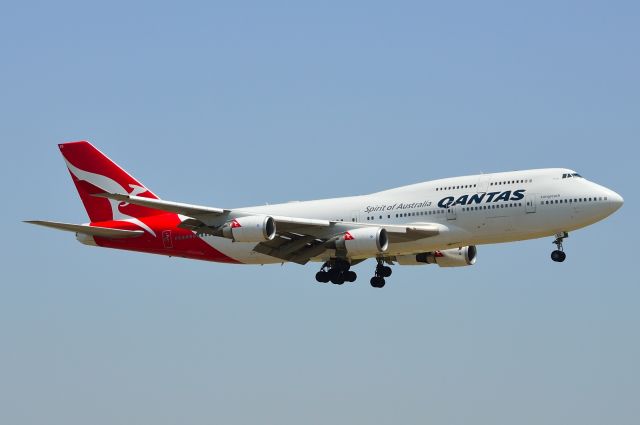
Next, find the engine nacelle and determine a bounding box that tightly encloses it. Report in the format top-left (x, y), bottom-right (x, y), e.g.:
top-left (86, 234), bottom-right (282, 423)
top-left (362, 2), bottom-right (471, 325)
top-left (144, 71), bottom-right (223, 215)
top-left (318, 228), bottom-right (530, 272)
top-left (335, 227), bottom-right (389, 257)
top-left (221, 215), bottom-right (276, 242)
top-left (396, 246), bottom-right (477, 267)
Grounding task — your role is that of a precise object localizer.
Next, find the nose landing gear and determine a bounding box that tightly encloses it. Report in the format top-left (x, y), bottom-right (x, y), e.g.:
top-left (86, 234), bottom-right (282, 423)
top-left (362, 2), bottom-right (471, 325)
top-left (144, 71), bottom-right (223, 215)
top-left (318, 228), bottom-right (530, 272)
top-left (551, 232), bottom-right (568, 262)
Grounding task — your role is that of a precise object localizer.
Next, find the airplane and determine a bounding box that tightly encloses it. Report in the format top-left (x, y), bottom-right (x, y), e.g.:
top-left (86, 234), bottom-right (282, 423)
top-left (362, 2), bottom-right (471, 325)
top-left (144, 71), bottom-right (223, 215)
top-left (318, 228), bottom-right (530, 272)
top-left (26, 141), bottom-right (623, 288)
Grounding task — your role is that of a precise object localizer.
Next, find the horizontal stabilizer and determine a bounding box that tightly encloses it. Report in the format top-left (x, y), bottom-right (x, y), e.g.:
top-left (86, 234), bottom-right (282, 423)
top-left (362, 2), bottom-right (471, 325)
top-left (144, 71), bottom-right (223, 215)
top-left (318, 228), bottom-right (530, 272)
top-left (93, 193), bottom-right (228, 216)
top-left (24, 220), bottom-right (144, 239)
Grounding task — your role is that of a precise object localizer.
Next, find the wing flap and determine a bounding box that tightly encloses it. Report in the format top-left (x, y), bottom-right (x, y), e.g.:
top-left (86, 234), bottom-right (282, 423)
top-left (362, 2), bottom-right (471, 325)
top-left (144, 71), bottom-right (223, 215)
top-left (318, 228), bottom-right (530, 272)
top-left (24, 220), bottom-right (144, 239)
top-left (253, 234), bottom-right (323, 265)
top-left (383, 223), bottom-right (441, 242)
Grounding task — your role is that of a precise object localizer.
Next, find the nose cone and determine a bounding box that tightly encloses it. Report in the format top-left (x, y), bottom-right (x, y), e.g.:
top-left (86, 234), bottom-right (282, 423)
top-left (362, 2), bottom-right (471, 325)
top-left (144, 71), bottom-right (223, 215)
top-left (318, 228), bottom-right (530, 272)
top-left (609, 191), bottom-right (624, 212)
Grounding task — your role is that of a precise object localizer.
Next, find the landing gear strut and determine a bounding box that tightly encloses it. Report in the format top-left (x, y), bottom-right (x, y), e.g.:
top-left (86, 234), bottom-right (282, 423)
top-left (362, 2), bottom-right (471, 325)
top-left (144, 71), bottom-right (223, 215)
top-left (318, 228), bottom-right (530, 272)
top-left (370, 259), bottom-right (392, 288)
top-left (551, 232), bottom-right (568, 262)
top-left (316, 259), bottom-right (357, 285)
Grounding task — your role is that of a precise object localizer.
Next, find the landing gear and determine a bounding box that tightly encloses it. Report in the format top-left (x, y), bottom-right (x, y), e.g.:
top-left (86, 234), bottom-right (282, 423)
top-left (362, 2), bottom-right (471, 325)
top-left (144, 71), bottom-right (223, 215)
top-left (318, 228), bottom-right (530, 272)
top-left (315, 271), bottom-right (330, 283)
top-left (315, 258), bottom-right (391, 288)
top-left (370, 260), bottom-right (392, 288)
top-left (370, 276), bottom-right (385, 288)
top-left (551, 232), bottom-right (568, 263)
top-left (344, 271), bottom-right (357, 282)
top-left (551, 250), bottom-right (566, 262)
top-left (316, 260), bottom-right (357, 285)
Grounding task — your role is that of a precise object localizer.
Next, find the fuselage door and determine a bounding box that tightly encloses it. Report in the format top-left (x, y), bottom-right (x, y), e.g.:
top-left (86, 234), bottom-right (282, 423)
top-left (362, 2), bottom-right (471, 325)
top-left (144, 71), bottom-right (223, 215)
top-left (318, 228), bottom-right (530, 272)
top-left (476, 174), bottom-right (491, 193)
top-left (162, 230), bottom-right (173, 248)
top-left (525, 194), bottom-right (537, 213)
top-left (447, 205), bottom-right (457, 220)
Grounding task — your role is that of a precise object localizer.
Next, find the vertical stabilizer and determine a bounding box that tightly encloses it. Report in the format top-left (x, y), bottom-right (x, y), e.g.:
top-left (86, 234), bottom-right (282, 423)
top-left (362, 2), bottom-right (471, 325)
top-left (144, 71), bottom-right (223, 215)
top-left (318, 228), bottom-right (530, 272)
top-left (59, 141), bottom-right (165, 223)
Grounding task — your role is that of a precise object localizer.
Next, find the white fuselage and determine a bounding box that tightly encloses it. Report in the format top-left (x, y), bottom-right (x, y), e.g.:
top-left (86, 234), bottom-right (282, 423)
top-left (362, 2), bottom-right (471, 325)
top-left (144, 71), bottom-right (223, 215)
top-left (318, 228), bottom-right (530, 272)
top-left (201, 168), bottom-right (623, 264)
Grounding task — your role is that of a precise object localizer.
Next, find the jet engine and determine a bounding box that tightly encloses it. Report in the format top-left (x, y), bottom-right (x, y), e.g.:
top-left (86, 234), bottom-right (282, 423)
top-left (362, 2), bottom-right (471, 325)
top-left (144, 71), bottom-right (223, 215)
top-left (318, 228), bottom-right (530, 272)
top-left (221, 215), bottom-right (276, 242)
top-left (335, 227), bottom-right (389, 257)
top-left (396, 246), bottom-right (477, 267)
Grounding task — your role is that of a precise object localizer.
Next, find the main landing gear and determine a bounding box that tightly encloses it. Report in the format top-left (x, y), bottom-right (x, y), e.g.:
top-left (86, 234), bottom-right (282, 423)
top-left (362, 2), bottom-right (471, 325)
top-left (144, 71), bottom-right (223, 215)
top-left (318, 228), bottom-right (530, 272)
top-left (551, 231), bottom-right (568, 262)
top-left (315, 258), bottom-right (394, 288)
top-left (370, 259), bottom-right (392, 288)
top-left (315, 259), bottom-right (357, 285)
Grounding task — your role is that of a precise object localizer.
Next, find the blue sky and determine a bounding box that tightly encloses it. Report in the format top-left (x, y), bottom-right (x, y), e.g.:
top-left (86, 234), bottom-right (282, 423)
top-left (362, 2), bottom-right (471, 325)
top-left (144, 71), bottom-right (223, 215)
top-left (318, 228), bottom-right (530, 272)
top-left (1, 1), bottom-right (638, 424)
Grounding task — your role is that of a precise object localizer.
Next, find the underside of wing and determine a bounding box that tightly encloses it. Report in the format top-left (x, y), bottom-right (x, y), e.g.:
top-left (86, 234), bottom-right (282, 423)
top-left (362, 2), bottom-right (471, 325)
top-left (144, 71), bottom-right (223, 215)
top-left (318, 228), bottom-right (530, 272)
top-left (251, 222), bottom-right (443, 264)
top-left (253, 233), bottom-right (328, 265)
top-left (24, 220), bottom-right (144, 239)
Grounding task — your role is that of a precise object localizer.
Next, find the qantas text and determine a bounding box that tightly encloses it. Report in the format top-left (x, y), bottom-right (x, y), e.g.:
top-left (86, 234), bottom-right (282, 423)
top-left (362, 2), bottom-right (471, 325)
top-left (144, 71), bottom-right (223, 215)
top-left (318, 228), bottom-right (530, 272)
top-left (438, 189), bottom-right (526, 208)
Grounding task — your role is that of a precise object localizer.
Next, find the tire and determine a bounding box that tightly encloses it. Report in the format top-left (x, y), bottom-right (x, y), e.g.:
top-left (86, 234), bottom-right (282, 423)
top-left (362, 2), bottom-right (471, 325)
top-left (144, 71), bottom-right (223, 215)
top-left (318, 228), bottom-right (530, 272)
top-left (382, 266), bottom-right (392, 277)
top-left (327, 268), bottom-right (340, 280)
top-left (315, 271), bottom-right (329, 283)
top-left (345, 271), bottom-right (357, 282)
top-left (551, 250), bottom-right (566, 262)
top-left (370, 277), bottom-right (385, 288)
top-left (331, 273), bottom-right (345, 285)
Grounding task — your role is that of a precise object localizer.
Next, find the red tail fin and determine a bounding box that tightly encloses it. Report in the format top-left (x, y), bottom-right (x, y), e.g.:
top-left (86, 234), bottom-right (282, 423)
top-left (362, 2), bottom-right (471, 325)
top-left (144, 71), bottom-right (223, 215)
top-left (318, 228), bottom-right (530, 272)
top-left (59, 141), bottom-right (165, 222)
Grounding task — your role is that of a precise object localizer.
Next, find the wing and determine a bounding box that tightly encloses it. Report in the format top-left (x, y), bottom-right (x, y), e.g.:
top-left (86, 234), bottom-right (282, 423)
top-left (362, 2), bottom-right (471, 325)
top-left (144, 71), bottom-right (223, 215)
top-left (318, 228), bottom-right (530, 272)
top-left (93, 193), bottom-right (442, 263)
top-left (24, 220), bottom-right (144, 239)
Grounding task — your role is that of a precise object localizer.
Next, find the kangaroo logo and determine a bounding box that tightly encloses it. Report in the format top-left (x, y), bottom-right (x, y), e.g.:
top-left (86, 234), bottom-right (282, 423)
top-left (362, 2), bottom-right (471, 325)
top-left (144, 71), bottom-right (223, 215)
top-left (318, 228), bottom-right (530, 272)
top-left (63, 158), bottom-right (157, 236)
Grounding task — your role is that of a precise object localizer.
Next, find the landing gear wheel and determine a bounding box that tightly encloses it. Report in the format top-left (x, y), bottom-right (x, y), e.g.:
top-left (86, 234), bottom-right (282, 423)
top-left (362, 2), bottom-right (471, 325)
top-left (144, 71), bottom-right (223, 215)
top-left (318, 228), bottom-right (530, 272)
top-left (551, 250), bottom-right (566, 262)
top-left (370, 277), bottom-right (385, 288)
top-left (371, 260), bottom-right (391, 288)
top-left (327, 268), bottom-right (339, 280)
top-left (331, 273), bottom-right (345, 285)
top-left (315, 259), bottom-right (354, 285)
top-left (315, 271), bottom-right (330, 283)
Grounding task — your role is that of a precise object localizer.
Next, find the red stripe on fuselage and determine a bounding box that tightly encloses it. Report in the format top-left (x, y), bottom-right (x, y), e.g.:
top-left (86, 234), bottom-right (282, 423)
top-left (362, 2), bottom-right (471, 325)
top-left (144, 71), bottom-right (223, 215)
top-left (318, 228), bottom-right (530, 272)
top-left (91, 213), bottom-right (241, 264)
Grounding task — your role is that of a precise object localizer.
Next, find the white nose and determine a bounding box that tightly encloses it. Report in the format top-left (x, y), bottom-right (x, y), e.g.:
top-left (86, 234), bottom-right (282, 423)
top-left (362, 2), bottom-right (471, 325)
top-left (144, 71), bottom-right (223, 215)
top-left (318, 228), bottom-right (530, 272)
top-left (609, 191), bottom-right (624, 212)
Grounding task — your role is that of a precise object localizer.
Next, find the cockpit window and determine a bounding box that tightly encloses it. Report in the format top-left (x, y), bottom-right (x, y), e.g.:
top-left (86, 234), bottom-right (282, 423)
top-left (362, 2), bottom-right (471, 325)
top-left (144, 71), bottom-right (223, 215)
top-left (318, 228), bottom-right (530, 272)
top-left (562, 172), bottom-right (583, 179)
